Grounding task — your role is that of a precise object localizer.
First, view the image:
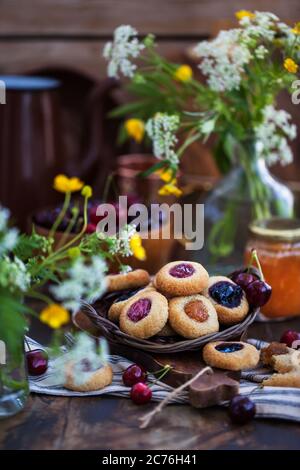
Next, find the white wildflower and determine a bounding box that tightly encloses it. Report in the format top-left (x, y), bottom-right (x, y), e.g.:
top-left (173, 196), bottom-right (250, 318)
top-left (103, 25), bottom-right (145, 78)
top-left (0, 206), bottom-right (10, 232)
top-left (51, 256), bottom-right (108, 312)
top-left (255, 45), bottom-right (268, 59)
top-left (0, 206), bottom-right (19, 255)
top-left (0, 228), bottom-right (19, 253)
top-left (0, 256), bottom-right (31, 293)
top-left (194, 29), bottom-right (252, 92)
top-left (255, 105), bottom-right (296, 166)
top-left (146, 113), bottom-right (180, 164)
top-left (106, 224), bottom-right (137, 257)
top-left (240, 12), bottom-right (279, 43)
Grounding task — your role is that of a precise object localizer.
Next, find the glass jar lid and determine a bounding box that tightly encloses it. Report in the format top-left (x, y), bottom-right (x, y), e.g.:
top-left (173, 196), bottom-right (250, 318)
top-left (249, 217), bottom-right (300, 242)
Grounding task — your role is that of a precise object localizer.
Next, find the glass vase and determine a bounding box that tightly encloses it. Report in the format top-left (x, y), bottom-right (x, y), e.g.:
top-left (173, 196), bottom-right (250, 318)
top-left (0, 331), bottom-right (29, 418)
top-left (194, 138), bottom-right (294, 274)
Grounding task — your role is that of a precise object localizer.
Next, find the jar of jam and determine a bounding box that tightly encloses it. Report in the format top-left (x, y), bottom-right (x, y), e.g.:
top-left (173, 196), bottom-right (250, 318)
top-left (245, 218), bottom-right (300, 319)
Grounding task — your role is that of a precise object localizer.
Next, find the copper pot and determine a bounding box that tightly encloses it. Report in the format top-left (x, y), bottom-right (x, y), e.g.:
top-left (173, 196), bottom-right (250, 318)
top-left (115, 154), bottom-right (177, 205)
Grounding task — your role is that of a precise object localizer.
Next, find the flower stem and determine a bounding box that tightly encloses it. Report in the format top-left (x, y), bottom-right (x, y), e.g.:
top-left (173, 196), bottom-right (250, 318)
top-left (49, 191), bottom-right (71, 243)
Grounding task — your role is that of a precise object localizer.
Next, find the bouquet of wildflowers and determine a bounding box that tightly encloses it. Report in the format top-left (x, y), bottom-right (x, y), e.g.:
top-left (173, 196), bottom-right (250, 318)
top-left (0, 175), bottom-right (146, 369)
top-left (103, 12), bottom-right (300, 259)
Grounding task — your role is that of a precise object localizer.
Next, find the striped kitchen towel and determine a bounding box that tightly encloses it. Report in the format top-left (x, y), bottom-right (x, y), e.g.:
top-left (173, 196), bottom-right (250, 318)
top-left (26, 336), bottom-right (300, 422)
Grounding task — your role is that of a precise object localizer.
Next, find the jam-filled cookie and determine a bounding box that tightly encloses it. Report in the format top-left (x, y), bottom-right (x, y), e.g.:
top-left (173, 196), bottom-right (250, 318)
top-left (106, 269), bottom-right (150, 292)
top-left (169, 294), bottom-right (219, 339)
top-left (155, 261), bottom-right (209, 297)
top-left (203, 341), bottom-right (260, 371)
top-left (203, 276), bottom-right (249, 325)
top-left (119, 291), bottom-right (168, 339)
top-left (64, 362), bottom-right (113, 392)
top-left (108, 285), bottom-right (156, 323)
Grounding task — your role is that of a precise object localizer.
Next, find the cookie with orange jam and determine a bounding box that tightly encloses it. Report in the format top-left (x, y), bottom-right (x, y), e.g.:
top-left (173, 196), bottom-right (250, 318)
top-left (169, 294), bottom-right (219, 339)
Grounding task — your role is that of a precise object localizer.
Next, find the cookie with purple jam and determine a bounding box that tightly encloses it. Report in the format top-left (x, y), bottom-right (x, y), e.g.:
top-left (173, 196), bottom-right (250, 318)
top-left (169, 294), bottom-right (219, 339)
top-left (106, 269), bottom-right (150, 292)
top-left (155, 261), bottom-right (209, 297)
top-left (203, 276), bottom-right (249, 325)
top-left (203, 341), bottom-right (260, 371)
top-left (108, 285), bottom-right (156, 323)
top-left (119, 291), bottom-right (168, 339)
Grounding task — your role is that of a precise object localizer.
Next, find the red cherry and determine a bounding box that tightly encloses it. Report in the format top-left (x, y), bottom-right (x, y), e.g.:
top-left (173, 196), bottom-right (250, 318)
top-left (244, 280), bottom-right (272, 307)
top-left (130, 382), bottom-right (152, 405)
top-left (280, 330), bottom-right (300, 348)
top-left (123, 364), bottom-right (147, 387)
top-left (229, 395), bottom-right (256, 425)
top-left (230, 272), bottom-right (258, 290)
top-left (86, 223), bottom-right (97, 233)
top-left (26, 349), bottom-right (48, 376)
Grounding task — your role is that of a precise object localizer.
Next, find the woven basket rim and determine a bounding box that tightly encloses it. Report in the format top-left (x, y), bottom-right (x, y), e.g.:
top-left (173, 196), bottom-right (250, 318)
top-left (80, 300), bottom-right (259, 353)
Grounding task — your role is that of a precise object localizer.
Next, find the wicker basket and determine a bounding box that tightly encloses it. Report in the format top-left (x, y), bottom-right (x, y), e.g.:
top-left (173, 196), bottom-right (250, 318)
top-left (80, 292), bottom-right (259, 354)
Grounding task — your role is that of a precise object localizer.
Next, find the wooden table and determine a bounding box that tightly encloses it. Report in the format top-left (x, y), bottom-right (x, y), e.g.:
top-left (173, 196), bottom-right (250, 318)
top-left (1, 318), bottom-right (300, 450)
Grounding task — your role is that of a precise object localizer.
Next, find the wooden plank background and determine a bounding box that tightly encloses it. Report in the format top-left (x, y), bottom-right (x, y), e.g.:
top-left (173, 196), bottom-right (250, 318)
top-left (0, 0), bottom-right (299, 35)
top-left (0, 0), bottom-right (300, 180)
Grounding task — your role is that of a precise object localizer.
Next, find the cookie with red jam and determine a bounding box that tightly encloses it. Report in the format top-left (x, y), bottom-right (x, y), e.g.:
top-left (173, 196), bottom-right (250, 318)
top-left (203, 276), bottom-right (249, 325)
top-left (203, 341), bottom-right (260, 371)
top-left (119, 291), bottom-right (168, 339)
top-left (108, 285), bottom-right (156, 323)
top-left (106, 269), bottom-right (150, 292)
top-left (169, 294), bottom-right (219, 339)
top-left (155, 261), bottom-right (209, 297)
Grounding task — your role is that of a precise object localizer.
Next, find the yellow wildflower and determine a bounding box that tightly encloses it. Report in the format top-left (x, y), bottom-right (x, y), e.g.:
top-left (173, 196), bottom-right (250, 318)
top-left (284, 58), bottom-right (298, 74)
top-left (53, 174), bottom-right (84, 193)
top-left (40, 304), bottom-right (70, 329)
top-left (156, 168), bottom-right (174, 183)
top-left (81, 185), bottom-right (93, 199)
top-left (124, 118), bottom-right (145, 143)
top-left (174, 65), bottom-right (193, 82)
top-left (158, 180), bottom-right (183, 198)
top-left (130, 233), bottom-right (146, 261)
top-left (235, 10), bottom-right (255, 21)
top-left (292, 22), bottom-right (300, 35)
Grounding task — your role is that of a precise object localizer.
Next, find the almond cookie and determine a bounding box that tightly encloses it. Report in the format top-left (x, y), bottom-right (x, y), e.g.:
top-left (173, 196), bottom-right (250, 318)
top-left (106, 269), bottom-right (150, 292)
top-left (261, 342), bottom-right (295, 373)
top-left (119, 291), bottom-right (168, 339)
top-left (203, 341), bottom-right (260, 371)
top-left (202, 276), bottom-right (249, 325)
top-left (64, 362), bottom-right (113, 392)
top-left (108, 285), bottom-right (156, 323)
top-left (262, 371), bottom-right (300, 388)
top-left (169, 294), bottom-right (219, 339)
top-left (155, 261), bottom-right (209, 297)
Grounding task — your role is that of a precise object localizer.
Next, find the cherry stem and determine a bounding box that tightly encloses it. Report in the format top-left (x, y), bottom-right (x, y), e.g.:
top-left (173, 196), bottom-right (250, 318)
top-left (251, 249), bottom-right (265, 281)
top-left (140, 366), bottom-right (213, 429)
top-left (150, 364), bottom-right (172, 387)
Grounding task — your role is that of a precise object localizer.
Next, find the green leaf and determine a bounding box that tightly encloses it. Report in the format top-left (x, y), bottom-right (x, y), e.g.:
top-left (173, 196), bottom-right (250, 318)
top-left (0, 292), bottom-right (28, 365)
top-left (138, 161), bottom-right (166, 178)
top-left (201, 117), bottom-right (216, 135)
top-left (109, 101), bottom-right (149, 118)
